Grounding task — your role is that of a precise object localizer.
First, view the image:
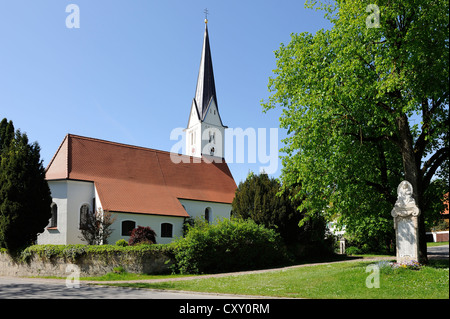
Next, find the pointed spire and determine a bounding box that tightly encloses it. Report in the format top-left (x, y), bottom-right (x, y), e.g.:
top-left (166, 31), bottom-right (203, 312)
top-left (194, 20), bottom-right (217, 121)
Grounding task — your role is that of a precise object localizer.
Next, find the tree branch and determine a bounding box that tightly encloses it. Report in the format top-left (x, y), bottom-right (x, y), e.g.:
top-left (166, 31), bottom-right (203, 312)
top-left (376, 101), bottom-right (396, 114)
top-left (343, 132), bottom-right (398, 145)
top-left (414, 99), bottom-right (431, 162)
top-left (364, 180), bottom-right (397, 206)
top-left (422, 147), bottom-right (449, 190)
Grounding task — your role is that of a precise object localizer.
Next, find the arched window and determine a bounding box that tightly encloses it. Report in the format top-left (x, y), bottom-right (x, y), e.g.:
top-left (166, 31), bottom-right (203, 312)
top-left (121, 220), bottom-right (136, 236)
top-left (204, 207), bottom-right (211, 224)
top-left (79, 204), bottom-right (91, 230)
top-left (49, 203), bottom-right (57, 228)
top-left (161, 223), bottom-right (173, 238)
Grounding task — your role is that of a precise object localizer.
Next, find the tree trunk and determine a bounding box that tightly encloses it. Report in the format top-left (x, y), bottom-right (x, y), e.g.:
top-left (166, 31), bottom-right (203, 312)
top-left (396, 114), bottom-right (428, 264)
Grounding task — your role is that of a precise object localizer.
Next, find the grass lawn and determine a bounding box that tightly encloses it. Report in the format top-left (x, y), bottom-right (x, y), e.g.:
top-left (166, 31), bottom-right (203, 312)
top-left (103, 259), bottom-right (449, 299)
top-left (427, 241), bottom-right (449, 247)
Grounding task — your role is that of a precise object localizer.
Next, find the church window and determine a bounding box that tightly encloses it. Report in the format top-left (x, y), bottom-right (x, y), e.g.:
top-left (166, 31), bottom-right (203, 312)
top-left (204, 207), bottom-right (211, 223)
top-left (49, 203), bottom-right (57, 228)
top-left (79, 204), bottom-right (92, 230)
top-left (121, 220), bottom-right (136, 236)
top-left (161, 223), bottom-right (173, 238)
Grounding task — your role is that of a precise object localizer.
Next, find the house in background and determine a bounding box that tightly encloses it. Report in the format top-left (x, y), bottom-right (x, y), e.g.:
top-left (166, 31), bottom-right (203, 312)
top-left (426, 192), bottom-right (449, 243)
top-left (38, 19), bottom-right (237, 245)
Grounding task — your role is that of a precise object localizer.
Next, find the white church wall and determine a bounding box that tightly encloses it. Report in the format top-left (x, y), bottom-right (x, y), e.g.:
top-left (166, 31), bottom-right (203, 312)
top-left (66, 180), bottom-right (96, 244)
top-left (178, 199), bottom-right (231, 223)
top-left (38, 180), bottom-right (68, 245)
top-left (187, 124), bottom-right (202, 157)
top-left (38, 180), bottom-right (95, 245)
top-left (201, 123), bottom-right (225, 158)
top-left (39, 180), bottom-right (232, 246)
top-left (108, 213), bottom-right (184, 245)
top-left (94, 186), bottom-right (103, 214)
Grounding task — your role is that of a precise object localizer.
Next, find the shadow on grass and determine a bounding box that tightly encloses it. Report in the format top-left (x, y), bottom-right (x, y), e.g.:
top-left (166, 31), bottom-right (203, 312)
top-left (427, 259), bottom-right (449, 269)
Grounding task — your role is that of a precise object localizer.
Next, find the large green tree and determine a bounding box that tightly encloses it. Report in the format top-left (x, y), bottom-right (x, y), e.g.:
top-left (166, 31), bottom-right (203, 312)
top-left (0, 118), bottom-right (52, 253)
top-left (263, 0), bottom-right (449, 262)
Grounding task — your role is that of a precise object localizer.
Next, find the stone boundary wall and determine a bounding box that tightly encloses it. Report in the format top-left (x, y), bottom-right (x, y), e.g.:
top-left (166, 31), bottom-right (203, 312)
top-left (0, 251), bottom-right (172, 277)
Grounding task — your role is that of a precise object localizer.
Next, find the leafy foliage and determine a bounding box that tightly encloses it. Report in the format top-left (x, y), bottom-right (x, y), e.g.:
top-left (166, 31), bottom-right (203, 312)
top-left (232, 172), bottom-right (301, 243)
top-left (232, 172), bottom-right (331, 257)
top-left (17, 244), bottom-right (175, 264)
top-left (115, 239), bottom-right (128, 247)
top-left (79, 209), bottom-right (117, 245)
top-left (128, 226), bottom-right (157, 246)
top-left (171, 218), bottom-right (289, 274)
top-left (0, 118), bottom-right (52, 253)
top-left (262, 0), bottom-right (449, 260)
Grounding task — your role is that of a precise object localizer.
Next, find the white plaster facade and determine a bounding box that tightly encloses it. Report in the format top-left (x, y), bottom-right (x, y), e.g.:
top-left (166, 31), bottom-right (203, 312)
top-left (38, 180), bottom-right (232, 245)
top-left (38, 180), bottom-right (99, 245)
top-left (186, 99), bottom-right (226, 159)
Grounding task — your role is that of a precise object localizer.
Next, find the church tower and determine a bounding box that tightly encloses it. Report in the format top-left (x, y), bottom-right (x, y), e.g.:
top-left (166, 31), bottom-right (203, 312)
top-left (186, 18), bottom-right (227, 159)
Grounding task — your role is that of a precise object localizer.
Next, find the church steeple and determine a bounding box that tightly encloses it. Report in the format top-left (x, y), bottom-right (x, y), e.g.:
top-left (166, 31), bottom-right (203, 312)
top-left (194, 21), bottom-right (217, 121)
top-left (186, 18), bottom-right (227, 159)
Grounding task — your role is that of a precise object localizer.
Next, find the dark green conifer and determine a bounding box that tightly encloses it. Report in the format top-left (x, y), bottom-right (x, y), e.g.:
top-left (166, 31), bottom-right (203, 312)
top-left (0, 118), bottom-right (52, 253)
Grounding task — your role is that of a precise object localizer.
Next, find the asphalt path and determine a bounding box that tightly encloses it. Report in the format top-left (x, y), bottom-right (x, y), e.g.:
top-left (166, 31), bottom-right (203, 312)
top-left (0, 276), bottom-right (245, 299)
top-left (427, 244), bottom-right (449, 259)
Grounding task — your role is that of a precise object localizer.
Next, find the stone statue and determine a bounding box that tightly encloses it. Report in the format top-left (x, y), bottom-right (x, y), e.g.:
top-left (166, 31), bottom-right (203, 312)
top-left (391, 181), bottom-right (420, 263)
top-left (396, 181), bottom-right (416, 207)
top-left (391, 181), bottom-right (420, 229)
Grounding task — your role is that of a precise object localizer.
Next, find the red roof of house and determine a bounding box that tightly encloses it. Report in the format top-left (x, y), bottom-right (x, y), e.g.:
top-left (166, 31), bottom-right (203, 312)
top-left (443, 192), bottom-right (449, 216)
top-left (45, 134), bottom-right (237, 217)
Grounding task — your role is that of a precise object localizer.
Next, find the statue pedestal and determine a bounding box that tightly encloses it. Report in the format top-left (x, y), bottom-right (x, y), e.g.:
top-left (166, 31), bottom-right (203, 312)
top-left (391, 181), bottom-right (420, 264)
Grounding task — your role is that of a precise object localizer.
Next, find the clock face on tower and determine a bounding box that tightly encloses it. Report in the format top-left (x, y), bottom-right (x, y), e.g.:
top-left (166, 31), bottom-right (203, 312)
top-left (191, 147), bottom-right (196, 155)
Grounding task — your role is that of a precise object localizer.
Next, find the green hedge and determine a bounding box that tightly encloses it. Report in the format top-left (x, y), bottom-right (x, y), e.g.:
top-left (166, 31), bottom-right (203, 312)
top-left (3, 219), bottom-right (289, 275)
top-left (17, 243), bottom-right (176, 263)
top-left (171, 218), bottom-right (289, 274)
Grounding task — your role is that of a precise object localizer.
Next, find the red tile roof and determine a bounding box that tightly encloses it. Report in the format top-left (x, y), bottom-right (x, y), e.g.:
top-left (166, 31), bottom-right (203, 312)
top-left (443, 192), bottom-right (449, 216)
top-left (45, 134), bottom-right (237, 217)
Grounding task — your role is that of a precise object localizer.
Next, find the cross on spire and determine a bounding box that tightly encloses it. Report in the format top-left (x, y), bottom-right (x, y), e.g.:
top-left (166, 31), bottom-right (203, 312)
top-left (204, 8), bottom-right (209, 23)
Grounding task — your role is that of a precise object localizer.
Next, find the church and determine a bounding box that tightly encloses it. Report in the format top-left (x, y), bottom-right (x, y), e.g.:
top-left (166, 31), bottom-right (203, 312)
top-left (37, 19), bottom-right (237, 245)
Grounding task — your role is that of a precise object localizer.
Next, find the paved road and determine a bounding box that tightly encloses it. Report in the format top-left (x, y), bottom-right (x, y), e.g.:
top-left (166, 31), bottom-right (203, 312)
top-left (0, 276), bottom-right (245, 299)
top-left (427, 244), bottom-right (449, 259)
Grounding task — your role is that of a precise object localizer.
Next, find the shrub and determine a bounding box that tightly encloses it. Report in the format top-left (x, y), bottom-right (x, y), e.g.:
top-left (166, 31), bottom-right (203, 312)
top-left (79, 209), bottom-right (116, 245)
top-left (171, 218), bottom-right (289, 274)
top-left (115, 239), bottom-right (128, 247)
top-left (113, 266), bottom-right (126, 274)
top-left (128, 226), bottom-right (157, 246)
top-left (345, 246), bottom-right (362, 255)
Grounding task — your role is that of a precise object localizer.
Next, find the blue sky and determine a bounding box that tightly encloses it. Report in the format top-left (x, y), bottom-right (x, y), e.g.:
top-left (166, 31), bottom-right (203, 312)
top-left (0, 0), bottom-right (332, 184)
